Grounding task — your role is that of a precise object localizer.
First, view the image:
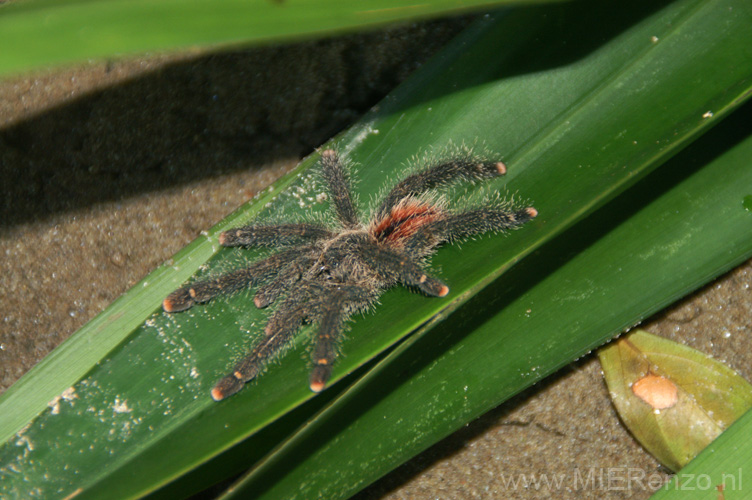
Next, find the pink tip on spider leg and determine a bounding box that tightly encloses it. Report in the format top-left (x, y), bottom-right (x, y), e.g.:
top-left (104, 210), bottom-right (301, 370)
top-left (309, 364), bottom-right (330, 392)
top-left (218, 230), bottom-right (240, 246)
top-left (495, 162), bottom-right (507, 175)
top-left (162, 290), bottom-right (193, 312)
top-left (211, 373), bottom-right (246, 401)
top-left (210, 387), bottom-right (225, 401)
top-left (526, 207), bottom-right (539, 218)
top-left (438, 285), bottom-right (450, 297)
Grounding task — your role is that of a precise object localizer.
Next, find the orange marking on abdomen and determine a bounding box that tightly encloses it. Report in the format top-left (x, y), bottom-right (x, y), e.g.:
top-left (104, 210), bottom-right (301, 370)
top-left (373, 201), bottom-right (443, 243)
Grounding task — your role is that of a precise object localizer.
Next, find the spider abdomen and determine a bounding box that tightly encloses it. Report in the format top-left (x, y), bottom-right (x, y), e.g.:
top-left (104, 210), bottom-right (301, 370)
top-left (370, 198), bottom-right (444, 245)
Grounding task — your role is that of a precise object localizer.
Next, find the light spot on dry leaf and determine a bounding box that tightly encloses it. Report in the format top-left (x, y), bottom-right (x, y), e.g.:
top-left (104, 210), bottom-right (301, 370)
top-left (632, 374), bottom-right (678, 410)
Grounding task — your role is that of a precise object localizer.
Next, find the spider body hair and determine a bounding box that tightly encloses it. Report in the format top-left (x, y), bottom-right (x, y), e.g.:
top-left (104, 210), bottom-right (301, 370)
top-left (163, 148), bottom-right (537, 400)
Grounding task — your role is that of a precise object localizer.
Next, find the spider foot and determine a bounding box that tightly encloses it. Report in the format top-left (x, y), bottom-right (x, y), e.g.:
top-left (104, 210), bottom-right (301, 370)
top-left (211, 365), bottom-right (260, 401)
top-left (162, 287), bottom-right (194, 312)
top-left (397, 259), bottom-right (449, 297)
top-left (211, 377), bottom-right (242, 401)
top-left (309, 364), bottom-right (331, 393)
top-left (416, 275), bottom-right (450, 297)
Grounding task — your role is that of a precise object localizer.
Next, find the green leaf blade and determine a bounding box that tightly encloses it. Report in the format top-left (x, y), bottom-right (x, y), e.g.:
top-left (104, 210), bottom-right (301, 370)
top-left (227, 90), bottom-right (752, 500)
top-left (0, 0), bottom-right (545, 77)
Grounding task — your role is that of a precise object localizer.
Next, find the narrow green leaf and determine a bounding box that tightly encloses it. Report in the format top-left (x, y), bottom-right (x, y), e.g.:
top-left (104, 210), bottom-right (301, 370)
top-left (226, 92), bottom-right (752, 500)
top-left (0, 161), bottom-right (306, 445)
top-left (599, 329), bottom-right (752, 471)
top-left (0, 0), bottom-right (546, 77)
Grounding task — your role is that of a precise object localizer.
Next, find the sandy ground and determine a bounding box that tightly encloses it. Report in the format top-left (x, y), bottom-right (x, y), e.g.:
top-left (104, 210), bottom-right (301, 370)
top-left (1, 18), bottom-right (750, 500)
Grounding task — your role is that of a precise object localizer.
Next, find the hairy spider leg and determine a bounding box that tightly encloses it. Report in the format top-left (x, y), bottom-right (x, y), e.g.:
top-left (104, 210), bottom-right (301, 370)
top-left (405, 207), bottom-right (538, 256)
top-left (309, 285), bottom-right (373, 392)
top-left (253, 254), bottom-right (318, 308)
top-left (211, 292), bottom-right (311, 400)
top-left (376, 157), bottom-right (507, 220)
top-left (357, 241), bottom-right (449, 297)
top-left (320, 149), bottom-right (360, 228)
top-left (219, 223), bottom-right (333, 247)
top-left (211, 283), bottom-right (366, 400)
top-left (162, 247), bottom-right (310, 312)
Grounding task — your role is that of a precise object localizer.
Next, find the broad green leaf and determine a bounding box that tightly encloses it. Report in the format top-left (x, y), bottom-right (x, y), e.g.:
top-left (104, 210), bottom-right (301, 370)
top-left (224, 96), bottom-right (752, 500)
top-left (1, 0), bottom-right (751, 497)
top-left (599, 330), bottom-right (752, 471)
top-left (0, 0), bottom-right (548, 77)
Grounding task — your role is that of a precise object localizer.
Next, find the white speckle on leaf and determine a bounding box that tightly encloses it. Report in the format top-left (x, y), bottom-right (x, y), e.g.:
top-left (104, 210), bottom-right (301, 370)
top-left (48, 396), bottom-right (62, 415)
top-left (112, 397), bottom-right (132, 414)
top-left (62, 386), bottom-right (77, 401)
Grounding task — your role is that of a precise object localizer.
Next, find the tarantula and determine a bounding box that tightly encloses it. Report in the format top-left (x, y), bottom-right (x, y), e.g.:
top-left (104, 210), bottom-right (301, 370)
top-left (163, 149), bottom-right (537, 401)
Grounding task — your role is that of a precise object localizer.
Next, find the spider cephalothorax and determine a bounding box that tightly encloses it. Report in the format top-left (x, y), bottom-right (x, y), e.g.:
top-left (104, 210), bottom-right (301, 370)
top-left (163, 149), bottom-right (537, 401)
